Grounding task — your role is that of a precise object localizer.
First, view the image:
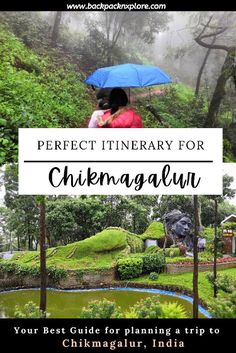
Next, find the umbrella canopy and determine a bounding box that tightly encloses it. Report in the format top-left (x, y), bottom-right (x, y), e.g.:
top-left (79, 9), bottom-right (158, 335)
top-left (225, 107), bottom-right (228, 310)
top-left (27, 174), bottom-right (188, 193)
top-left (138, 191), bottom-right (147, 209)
top-left (84, 63), bottom-right (172, 88)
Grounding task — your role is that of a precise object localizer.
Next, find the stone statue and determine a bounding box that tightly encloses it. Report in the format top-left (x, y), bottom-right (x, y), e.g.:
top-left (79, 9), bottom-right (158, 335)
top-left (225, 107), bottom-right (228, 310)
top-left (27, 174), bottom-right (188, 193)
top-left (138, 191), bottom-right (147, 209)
top-left (163, 210), bottom-right (193, 251)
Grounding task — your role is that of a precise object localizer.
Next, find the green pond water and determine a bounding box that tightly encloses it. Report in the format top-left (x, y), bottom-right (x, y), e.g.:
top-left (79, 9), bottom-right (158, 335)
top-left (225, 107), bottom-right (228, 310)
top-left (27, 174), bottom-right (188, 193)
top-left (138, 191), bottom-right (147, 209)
top-left (0, 289), bottom-right (206, 318)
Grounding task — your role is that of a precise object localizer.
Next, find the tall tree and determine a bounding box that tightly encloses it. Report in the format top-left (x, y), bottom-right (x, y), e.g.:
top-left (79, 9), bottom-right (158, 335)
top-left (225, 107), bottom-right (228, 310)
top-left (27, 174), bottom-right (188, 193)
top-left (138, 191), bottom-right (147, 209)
top-left (3, 164), bottom-right (39, 250)
top-left (86, 12), bottom-right (170, 66)
top-left (194, 14), bottom-right (236, 127)
top-left (193, 195), bottom-right (200, 318)
top-left (37, 196), bottom-right (47, 317)
top-left (195, 35), bottom-right (217, 96)
top-left (51, 11), bottom-right (62, 47)
top-left (208, 174), bottom-right (235, 297)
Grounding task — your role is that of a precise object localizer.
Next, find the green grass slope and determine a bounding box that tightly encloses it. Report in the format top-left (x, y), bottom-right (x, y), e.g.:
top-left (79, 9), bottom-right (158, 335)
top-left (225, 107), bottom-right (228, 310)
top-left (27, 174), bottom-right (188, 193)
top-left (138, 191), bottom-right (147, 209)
top-left (0, 25), bottom-right (92, 164)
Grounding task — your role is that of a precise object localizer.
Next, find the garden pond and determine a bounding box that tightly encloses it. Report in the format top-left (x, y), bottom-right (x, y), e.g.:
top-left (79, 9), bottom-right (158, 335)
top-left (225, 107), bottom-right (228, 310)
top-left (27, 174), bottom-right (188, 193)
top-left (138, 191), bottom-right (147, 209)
top-left (0, 287), bottom-right (210, 318)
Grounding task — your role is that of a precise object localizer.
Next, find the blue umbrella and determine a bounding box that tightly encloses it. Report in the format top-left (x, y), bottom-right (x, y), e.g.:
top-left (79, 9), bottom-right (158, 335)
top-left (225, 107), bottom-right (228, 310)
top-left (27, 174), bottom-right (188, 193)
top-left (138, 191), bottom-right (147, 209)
top-left (84, 63), bottom-right (172, 88)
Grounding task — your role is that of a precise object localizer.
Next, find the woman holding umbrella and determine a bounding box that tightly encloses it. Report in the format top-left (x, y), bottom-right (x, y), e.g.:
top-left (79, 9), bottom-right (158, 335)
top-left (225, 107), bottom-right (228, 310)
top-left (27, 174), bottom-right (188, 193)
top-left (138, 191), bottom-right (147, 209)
top-left (97, 88), bottom-right (143, 128)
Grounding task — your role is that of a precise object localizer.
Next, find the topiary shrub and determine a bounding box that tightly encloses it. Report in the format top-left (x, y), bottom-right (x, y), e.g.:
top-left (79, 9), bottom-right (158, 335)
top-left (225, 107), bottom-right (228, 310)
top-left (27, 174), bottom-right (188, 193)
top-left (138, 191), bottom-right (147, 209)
top-left (80, 299), bottom-right (123, 318)
top-left (141, 222), bottom-right (165, 241)
top-left (126, 233), bottom-right (144, 253)
top-left (149, 272), bottom-right (159, 281)
top-left (145, 245), bottom-right (160, 253)
top-left (142, 253), bottom-right (166, 273)
top-left (117, 257), bottom-right (143, 280)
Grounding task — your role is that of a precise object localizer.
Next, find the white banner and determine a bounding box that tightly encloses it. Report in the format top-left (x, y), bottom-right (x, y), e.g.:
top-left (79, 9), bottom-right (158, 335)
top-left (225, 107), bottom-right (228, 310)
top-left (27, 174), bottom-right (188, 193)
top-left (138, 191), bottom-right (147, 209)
top-left (18, 128), bottom-right (223, 195)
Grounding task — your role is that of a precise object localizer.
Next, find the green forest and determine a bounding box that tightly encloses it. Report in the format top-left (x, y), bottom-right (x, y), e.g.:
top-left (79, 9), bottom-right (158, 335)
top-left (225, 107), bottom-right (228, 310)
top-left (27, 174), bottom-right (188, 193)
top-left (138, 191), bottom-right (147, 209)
top-left (1, 11), bottom-right (236, 164)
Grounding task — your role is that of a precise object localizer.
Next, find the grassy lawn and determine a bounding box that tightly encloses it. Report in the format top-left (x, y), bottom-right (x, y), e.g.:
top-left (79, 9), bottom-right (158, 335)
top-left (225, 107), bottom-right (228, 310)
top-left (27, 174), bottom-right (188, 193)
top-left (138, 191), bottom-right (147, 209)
top-left (127, 268), bottom-right (236, 305)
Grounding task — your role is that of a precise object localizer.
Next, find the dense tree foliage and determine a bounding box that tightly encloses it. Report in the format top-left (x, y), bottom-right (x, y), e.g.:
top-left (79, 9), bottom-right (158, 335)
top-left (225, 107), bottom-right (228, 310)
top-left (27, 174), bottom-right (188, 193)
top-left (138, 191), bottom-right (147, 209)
top-left (1, 164), bottom-right (235, 250)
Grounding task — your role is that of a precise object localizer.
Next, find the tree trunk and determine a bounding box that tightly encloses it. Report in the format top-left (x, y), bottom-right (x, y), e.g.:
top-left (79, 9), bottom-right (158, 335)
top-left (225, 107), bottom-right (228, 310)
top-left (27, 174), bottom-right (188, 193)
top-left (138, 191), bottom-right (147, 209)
top-left (195, 36), bottom-right (216, 96)
top-left (17, 234), bottom-right (20, 251)
top-left (163, 222), bottom-right (168, 255)
top-left (107, 52), bottom-right (112, 66)
top-left (213, 199), bottom-right (218, 298)
top-left (39, 197), bottom-right (47, 317)
top-left (132, 216), bottom-right (136, 234)
top-left (51, 11), bottom-right (62, 47)
top-left (205, 50), bottom-right (236, 127)
top-left (193, 195), bottom-right (200, 318)
top-left (28, 220), bottom-right (31, 250)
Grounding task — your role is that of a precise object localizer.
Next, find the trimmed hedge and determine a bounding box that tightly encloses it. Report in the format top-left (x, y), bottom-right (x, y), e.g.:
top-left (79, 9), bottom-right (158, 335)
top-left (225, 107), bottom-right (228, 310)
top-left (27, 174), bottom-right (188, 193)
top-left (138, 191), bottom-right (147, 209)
top-left (117, 257), bottom-right (143, 280)
top-left (142, 253), bottom-right (166, 273)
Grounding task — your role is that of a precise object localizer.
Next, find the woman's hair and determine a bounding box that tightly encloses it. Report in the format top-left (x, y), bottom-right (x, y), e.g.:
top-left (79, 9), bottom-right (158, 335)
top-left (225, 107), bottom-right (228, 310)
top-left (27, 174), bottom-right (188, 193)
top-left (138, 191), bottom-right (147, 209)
top-left (96, 88), bottom-right (111, 100)
top-left (98, 98), bottom-right (109, 110)
top-left (109, 88), bottom-right (128, 114)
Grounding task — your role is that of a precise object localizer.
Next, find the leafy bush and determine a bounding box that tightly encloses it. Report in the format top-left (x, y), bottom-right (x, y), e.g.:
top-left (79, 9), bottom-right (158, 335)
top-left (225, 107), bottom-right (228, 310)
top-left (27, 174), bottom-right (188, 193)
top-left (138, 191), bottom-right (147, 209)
top-left (47, 266), bottom-right (67, 283)
top-left (0, 262), bottom-right (40, 277)
top-left (128, 296), bottom-right (162, 318)
top-left (160, 302), bottom-right (187, 318)
top-left (14, 301), bottom-right (50, 318)
top-left (149, 272), bottom-right (159, 281)
top-left (217, 275), bottom-right (236, 293)
top-left (139, 84), bottom-right (207, 129)
top-left (117, 257), bottom-right (143, 280)
top-left (198, 252), bottom-right (213, 262)
top-left (0, 262), bottom-right (66, 283)
top-left (222, 222), bottom-right (236, 232)
top-left (209, 291), bottom-right (236, 318)
top-left (206, 273), bottom-right (236, 293)
top-left (203, 228), bottom-right (214, 242)
top-left (142, 253), bottom-right (166, 273)
top-left (127, 296), bottom-right (187, 318)
top-left (80, 299), bottom-right (123, 318)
